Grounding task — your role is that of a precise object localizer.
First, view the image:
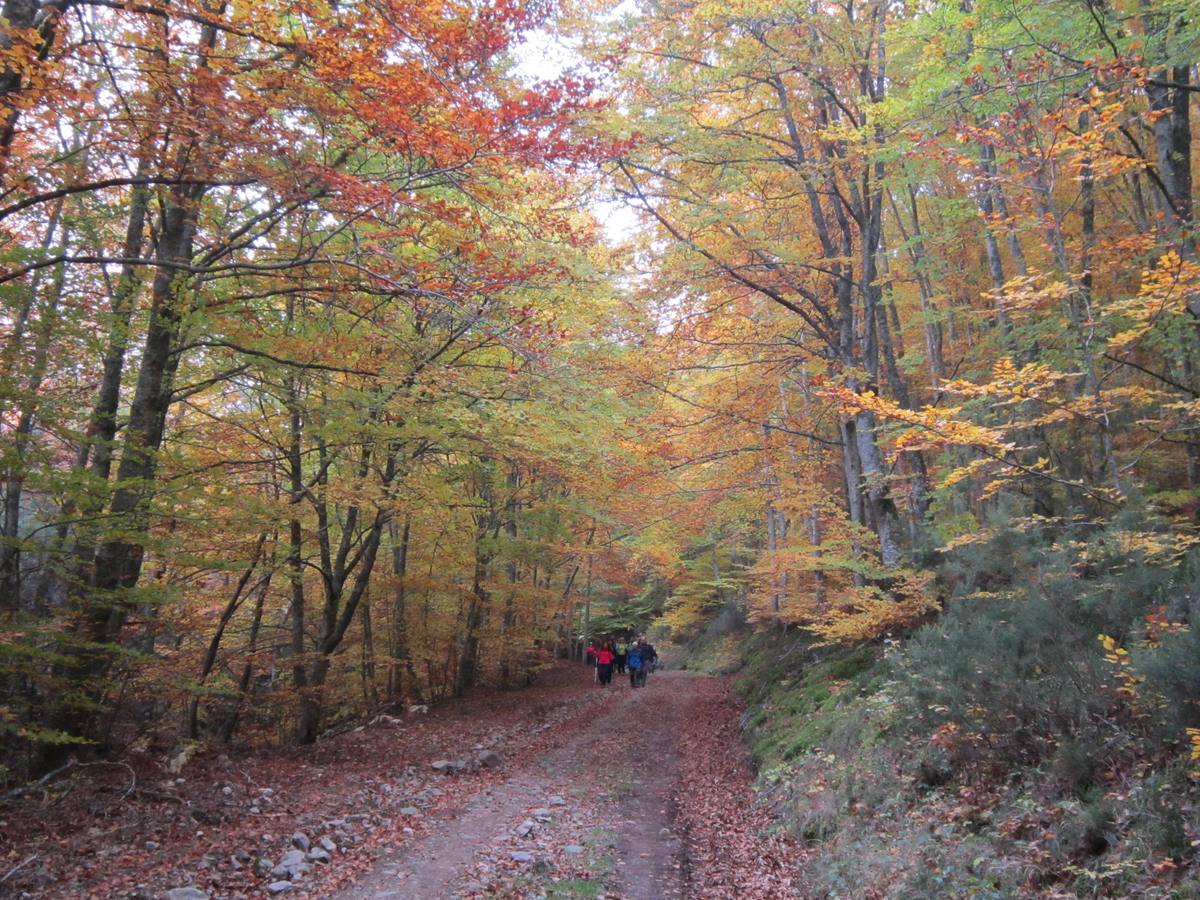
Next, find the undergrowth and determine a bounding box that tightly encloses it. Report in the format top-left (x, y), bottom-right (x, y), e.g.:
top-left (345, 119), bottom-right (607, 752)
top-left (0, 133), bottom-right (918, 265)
top-left (691, 508), bottom-right (1200, 898)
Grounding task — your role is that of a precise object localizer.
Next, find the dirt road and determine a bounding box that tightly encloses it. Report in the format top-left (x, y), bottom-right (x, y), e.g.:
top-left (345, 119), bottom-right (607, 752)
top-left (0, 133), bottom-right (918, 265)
top-left (335, 669), bottom-right (694, 899)
top-left (2, 664), bottom-right (797, 899)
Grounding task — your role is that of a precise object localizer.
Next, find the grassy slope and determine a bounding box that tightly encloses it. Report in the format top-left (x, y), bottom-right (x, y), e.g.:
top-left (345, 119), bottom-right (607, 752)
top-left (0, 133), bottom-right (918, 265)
top-left (676, 625), bottom-right (1200, 899)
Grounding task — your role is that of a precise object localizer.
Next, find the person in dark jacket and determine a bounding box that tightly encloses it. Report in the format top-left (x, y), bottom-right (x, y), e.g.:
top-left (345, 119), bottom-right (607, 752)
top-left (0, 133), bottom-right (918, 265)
top-left (640, 638), bottom-right (658, 674)
top-left (626, 641), bottom-right (642, 688)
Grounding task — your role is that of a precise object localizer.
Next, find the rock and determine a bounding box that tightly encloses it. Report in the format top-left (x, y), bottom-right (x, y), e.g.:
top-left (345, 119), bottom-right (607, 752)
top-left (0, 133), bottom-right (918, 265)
top-left (514, 820), bottom-right (536, 838)
top-left (563, 845), bottom-right (585, 856)
top-left (399, 806), bottom-right (420, 817)
top-left (318, 836), bottom-right (337, 854)
top-left (164, 889), bottom-right (209, 900)
top-left (430, 759), bottom-right (456, 773)
top-left (253, 858), bottom-right (273, 878)
top-left (531, 808), bottom-right (552, 820)
top-left (267, 882), bottom-right (293, 895)
top-left (402, 827), bottom-right (415, 836)
top-left (144, 841), bottom-right (160, 851)
top-left (547, 795), bottom-right (567, 807)
top-left (290, 832), bottom-right (311, 852)
top-left (249, 806), bottom-right (261, 815)
top-left (271, 850), bottom-right (310, 879)
top-left (476, 749), bottom-right (502, 768)
top-left (221, 786), bottom-right (233, 796)
top-left (306, 848), bottom-right (331, 864)
top-left (510, 851), bottom-right (534, 863)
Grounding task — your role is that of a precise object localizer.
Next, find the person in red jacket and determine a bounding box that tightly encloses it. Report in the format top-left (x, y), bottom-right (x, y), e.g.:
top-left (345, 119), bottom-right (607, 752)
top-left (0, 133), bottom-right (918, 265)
top-left (595, 641), bottom-right (615, 686)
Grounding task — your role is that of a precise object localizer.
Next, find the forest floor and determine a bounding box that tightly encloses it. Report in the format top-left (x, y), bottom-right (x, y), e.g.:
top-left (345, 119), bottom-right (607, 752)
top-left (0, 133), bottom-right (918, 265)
top-left (0, 665), bottom-right (799, 899)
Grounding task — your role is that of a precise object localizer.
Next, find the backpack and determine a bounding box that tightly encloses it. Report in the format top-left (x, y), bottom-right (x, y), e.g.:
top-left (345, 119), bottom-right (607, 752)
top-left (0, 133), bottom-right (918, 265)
top-left (627, 651), bottom-right (642, 670)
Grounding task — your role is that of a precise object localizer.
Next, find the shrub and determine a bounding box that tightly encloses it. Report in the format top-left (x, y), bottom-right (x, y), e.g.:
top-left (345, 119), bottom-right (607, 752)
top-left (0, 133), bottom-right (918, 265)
top-left (895, 507), bottom-right (1200, 776)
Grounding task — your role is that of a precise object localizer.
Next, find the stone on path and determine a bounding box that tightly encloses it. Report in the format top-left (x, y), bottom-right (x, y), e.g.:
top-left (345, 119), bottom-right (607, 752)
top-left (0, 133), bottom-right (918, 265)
top-left (164, 889), bottom-right (208, 900)
top-left (267, 881), bottom-right (293, 895)
top-left (291, 832), bottom-right (311, 852)
top-left (271, 849), bottom-right (310, 880)
top-left (514, 819), bottom-right (536, 837)
top-left (476, 749), bottom-right (502, 768)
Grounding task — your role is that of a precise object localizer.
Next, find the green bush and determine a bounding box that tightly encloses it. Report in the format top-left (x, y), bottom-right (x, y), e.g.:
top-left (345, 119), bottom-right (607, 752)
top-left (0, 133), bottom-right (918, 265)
top-left (895, 508), bottom-right (1200, 777)
top-left (1138, 624), bottom-right (1200, 736)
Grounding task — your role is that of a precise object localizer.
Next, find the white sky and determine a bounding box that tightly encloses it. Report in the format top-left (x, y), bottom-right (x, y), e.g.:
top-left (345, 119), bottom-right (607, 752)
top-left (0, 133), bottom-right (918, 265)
top-left (511, 5), bottom-right (643, 246)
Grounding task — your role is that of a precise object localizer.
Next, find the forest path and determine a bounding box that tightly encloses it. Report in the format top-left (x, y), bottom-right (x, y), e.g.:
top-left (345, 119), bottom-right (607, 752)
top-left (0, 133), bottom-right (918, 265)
top-left (334, 669), bottom-right (693, 900)
top-left (2, 664), bottom-right (795, 899)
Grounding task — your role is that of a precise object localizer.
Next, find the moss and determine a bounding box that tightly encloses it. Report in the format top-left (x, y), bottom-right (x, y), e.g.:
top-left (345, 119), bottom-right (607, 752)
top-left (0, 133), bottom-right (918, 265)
top-left (735, 636), bottom-right (886, 770)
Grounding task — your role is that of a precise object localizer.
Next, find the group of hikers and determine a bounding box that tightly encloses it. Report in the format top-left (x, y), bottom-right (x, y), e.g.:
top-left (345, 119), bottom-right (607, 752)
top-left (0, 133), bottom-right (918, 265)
top-left (584, 637), bottom-right (658, 688)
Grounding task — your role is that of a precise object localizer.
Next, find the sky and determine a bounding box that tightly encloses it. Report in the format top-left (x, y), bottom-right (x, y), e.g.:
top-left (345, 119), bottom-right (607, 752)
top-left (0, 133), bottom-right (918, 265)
top-left (511, 5), bottom-right (643, 246)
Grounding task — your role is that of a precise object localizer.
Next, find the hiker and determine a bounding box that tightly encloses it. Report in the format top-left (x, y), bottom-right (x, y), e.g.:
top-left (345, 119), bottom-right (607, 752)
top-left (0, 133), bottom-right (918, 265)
top-left (585, 641), bottom-right (596, 667)
top-left (640, 638), bottom-right (658, 679)
top-left (596, 641), bottom-right (615, 686)
top-left (614, 638), bottom-right (628, 675)
top-left (627, 640), bottom-right (644, 688)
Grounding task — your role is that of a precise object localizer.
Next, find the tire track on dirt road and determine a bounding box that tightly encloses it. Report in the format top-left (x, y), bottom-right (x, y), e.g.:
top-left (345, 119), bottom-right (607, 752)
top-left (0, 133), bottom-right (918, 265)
top-left (333, 670), bottom-right (697, 899)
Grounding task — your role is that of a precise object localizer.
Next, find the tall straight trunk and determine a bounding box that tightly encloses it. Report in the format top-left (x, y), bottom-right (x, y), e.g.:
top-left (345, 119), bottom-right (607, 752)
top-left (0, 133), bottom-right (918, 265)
top-left (976, 145), bottom-right (1014, 331)
top-left (360, 589), bottom-right (379, 711)
top-left (1146, 64), bottom-right (1195, 265)
top-left (83, 199), bottom-right (197, 642)
top-left (82, 157), bottom-right (153, 483)
top-left (286, 375), bottom-right (311, 743)
top-left (852, 409), bottom-right (903, 569)
top-left (456, 548), bottom-right (488, 698)
top-left (63, 160), bottom-right (152, 595)
top-left (48, 192), bottom-right (198, 753)
top-left (838, 418), bottom-right (867, 588)
top-left (499, 464), bottom-right (519, 687)
top-left (887, 186), bottom-right (946, 388)
top-left (387, 516), bottom-right (419, 703)
top-left (855, 155), bottom-right (906, 570)
top-left (782, 373), bottom-right (826, 606)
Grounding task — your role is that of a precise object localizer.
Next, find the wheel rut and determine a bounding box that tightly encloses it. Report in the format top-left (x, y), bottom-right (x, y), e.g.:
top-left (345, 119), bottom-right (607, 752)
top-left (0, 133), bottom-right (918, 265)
top-left (333, 670), bottom-right (692, 899)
